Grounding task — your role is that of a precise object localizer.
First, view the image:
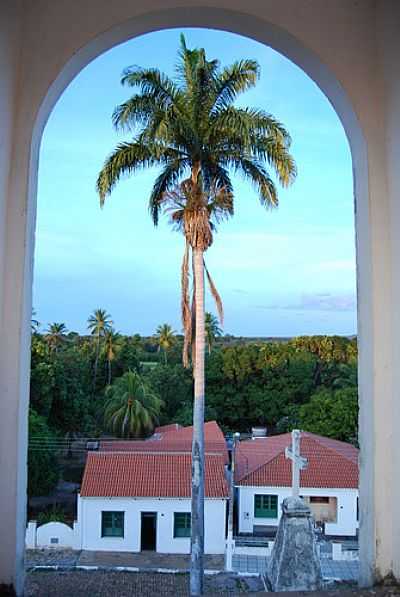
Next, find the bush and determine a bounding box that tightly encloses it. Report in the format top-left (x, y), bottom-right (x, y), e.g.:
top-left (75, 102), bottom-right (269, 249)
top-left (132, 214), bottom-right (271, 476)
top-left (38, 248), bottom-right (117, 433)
top-left (28, 408), bottom-right (59, 497)
top-left (37, 504), bottom-right (66, 526)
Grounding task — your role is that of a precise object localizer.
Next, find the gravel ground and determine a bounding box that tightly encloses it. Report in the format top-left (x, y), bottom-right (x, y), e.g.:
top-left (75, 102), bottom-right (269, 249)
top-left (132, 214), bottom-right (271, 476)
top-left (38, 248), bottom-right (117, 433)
top-left (25, 570), bottom-right (265, 596)
top-left (26, 549), bottom-right (81, 568)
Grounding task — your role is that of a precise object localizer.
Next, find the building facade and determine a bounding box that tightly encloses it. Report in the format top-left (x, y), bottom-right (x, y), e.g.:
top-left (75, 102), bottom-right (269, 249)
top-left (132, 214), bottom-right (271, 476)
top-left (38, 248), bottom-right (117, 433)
top-left (235, 432), bottom-right (359, 537)
top-left (237, 485), bottom-right (358, 537)
top-left (77, 422), bottom-right (229, 554)
top-left (78, 495), bottom-right (226, 554)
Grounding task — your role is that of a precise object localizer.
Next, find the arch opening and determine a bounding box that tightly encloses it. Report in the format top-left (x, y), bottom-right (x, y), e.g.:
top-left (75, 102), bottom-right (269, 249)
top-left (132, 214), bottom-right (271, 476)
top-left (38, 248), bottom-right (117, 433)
top-left (7, 6), bottom-right (375, 594)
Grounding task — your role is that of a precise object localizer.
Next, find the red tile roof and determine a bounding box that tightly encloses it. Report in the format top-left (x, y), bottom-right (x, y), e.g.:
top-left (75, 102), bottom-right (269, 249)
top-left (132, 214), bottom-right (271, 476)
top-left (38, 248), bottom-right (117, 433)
top-left (80, 452), bottom-right (228, 498)
top-left (235, 432), bottom-right (358, 489)
top-left (100, 420), bottom-right (228, 463)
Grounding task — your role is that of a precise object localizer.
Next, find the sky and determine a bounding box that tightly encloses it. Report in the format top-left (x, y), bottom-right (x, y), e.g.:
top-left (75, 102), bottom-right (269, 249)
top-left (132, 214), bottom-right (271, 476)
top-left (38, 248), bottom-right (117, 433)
top-left (34, 28), bottom-right (357, 337)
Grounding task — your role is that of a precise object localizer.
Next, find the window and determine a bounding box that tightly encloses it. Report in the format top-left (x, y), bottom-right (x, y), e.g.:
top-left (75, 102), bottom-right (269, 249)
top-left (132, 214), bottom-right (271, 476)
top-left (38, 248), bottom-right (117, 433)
top-left (174, 512), bottom-right (191, 538)
top-left (101, 511), bottom-right (124, 537)
top-left (254, 494), bottom-right (278, 518)
top-left (309, 496), bottom-right (330, 504)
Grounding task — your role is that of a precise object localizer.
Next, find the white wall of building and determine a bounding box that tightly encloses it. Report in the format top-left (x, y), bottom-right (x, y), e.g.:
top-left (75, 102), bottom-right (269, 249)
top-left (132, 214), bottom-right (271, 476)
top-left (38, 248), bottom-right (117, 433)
top-left (237, 486), bottom-right (358, 537)
top-left (26, 521), bottom-right (81, 550)
top-left (79, 495), bottom-right (227, 554)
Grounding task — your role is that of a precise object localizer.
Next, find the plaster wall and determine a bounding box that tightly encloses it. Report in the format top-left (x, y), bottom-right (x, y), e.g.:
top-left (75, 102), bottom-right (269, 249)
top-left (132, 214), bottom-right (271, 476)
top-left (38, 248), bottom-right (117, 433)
top-left (0, 0), bottom-right (400, 592)
top-left (237, 486), bottom-right (358, 537)
top-left (35, 522), bottom-right (76, 549)
top-left (79, 496), bottom-right (227, 554)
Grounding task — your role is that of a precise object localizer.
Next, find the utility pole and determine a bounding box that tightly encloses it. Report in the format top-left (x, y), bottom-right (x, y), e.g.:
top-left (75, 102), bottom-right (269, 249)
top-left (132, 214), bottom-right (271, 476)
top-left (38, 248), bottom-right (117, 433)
top-left (226, 432), bottom-right (240, 571)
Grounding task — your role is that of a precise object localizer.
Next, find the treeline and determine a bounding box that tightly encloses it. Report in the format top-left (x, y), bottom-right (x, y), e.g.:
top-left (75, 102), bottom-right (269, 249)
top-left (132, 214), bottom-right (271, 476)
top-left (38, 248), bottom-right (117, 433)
top-left (28, 316), bottom-right (358, 496)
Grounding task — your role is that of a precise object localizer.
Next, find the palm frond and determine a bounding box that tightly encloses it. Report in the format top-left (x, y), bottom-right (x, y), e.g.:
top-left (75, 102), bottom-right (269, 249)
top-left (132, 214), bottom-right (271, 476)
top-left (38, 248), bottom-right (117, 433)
top-left (149, 159), bottom-right (189, 225)
top-left (211, 60), bottom-right (259, 113)
top-left (222, 154), bottom-right (279, 208)
top-left (120, 66), bottom-right (181, 108)
top-left (181, 240), bottom-right (192, 368)
top-left (97, 142), bottom-right (184, 207)
top-left (204, 261), bottom-right (224, 325)
top-left (112, 94), bottom-right (164, 132)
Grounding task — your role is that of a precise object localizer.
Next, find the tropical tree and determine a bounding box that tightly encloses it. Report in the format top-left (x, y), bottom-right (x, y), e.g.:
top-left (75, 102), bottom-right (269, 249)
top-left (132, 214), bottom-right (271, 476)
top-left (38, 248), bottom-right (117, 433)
top-left (87, 308), bottom-right (113, 386)
top-left (204, 312), bottom-right (222, 354)
top-left (44, 322), bottom-right (67, 354)
top-left (28, 408), bottom-right (59, 497)
top-left (31, 309), bottom-right (40, 334)
top-left (155, 323), bottom-right (177, 363)
top-left (96, 35), bottom-right (295, 594)
top-left (104, 370), bottom-right (163, 438)
top-left (102, 328), bottom-right (121, 385)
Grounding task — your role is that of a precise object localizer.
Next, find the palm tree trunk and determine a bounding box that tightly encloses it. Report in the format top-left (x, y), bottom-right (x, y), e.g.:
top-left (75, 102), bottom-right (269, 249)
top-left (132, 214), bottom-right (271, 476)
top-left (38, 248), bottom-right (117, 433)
top-left (107, 358), bottom-right (111, 385)
top-left (93, 333), bottom-right (100, 389)
top-left (190, 247), bottom-right (205, 596)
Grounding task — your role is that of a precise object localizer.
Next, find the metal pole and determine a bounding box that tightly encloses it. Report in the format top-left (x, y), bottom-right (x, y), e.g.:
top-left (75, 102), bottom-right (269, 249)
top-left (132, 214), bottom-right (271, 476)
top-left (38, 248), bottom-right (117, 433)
top-left (292, 429), bottom-right (300, 498)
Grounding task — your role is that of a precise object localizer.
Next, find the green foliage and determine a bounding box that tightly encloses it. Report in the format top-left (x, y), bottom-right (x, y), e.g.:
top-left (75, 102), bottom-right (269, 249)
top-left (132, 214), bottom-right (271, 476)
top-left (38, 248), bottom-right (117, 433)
top-left (29, 327), bottom-right (359, 482)
top-left (143, 363), bottom-right (193, 424)
top-left (298, 387), bottom-right (358, 444)
top-left (104, 370), bottom-right (163, 438)
top-left (28, 408), bottom-right (59, 497)
top-left (205, 312), bottom-right (223, 354)
top-left (97, 35), bottom-right (296, 223)
top-left (37, 505), bottom-right (67, 526)
top-left (154, 323), bottom-right (177, 364)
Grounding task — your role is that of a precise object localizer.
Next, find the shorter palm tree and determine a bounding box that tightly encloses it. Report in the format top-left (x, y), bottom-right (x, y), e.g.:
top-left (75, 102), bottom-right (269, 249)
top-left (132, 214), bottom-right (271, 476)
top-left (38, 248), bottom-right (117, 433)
top-left (87, 308), bottom-right (113, 386)
top-left (31, 309), bottom-right (40, 334)
top-left (45, 323), bottom-right (67, 353)
top-left (102, 328), bottom-right (121, 385)
top-left (205, 312), bottom-right (223, 354)
top-left (104, 370), bottom-right (163, 438)
top-left (155, 323), bottom-right (176, 364)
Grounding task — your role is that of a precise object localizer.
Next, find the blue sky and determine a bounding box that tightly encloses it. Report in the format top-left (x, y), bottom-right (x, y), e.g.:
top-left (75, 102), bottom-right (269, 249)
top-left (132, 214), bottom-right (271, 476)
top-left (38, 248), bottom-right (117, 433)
top-left (34, 28), bottom-right (356, 337)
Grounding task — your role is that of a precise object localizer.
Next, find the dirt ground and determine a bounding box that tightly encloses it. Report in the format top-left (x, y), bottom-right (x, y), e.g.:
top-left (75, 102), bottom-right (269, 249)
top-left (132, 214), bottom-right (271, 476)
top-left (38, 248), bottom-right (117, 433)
top-left (25, 569), bottom-right (264, 596)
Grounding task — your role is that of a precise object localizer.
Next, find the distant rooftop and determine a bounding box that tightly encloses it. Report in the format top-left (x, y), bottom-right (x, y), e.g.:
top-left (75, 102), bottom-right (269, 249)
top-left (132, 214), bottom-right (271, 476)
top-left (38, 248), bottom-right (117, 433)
top-left (80, 451), bottom-right (229, 498)
top-left (99, 420), bottom-right (228, 463)
top-left (235, 432), bottom-right (358, 489)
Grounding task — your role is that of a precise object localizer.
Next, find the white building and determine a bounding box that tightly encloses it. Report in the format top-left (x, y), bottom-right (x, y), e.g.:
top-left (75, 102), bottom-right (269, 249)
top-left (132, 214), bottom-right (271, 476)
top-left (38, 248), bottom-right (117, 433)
top-left (77, 422), bottom-right (229, 554)
top-left (235, 432), bottom-right (359, 537)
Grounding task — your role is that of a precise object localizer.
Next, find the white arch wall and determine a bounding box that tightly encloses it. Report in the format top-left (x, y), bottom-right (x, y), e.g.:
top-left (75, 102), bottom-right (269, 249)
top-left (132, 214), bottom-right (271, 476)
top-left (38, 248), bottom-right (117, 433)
top-left (0, 0), bottom-right (399, 593)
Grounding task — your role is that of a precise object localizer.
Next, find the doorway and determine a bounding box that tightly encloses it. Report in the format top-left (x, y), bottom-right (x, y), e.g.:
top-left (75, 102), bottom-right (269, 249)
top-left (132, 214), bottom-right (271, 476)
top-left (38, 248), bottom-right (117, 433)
top-left (141, 512), bottom-right (157, 551)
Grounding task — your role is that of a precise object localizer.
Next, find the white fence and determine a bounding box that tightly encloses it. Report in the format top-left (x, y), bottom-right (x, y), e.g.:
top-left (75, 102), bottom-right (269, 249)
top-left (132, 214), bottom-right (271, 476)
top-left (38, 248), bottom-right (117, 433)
top-left (26, 521), bottom-right (81, 549)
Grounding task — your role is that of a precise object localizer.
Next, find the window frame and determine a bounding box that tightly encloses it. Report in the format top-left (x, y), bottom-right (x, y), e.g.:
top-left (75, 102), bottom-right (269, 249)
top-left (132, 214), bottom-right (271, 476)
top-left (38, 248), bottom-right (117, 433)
top-left (309, 496), bottom-right (330, 504)
top-left (173, 512), bottom-right (191, 538)
top-left (101, 510), bottom-right (125, 538)
top-left (254, 494), bottom-right (278, 519)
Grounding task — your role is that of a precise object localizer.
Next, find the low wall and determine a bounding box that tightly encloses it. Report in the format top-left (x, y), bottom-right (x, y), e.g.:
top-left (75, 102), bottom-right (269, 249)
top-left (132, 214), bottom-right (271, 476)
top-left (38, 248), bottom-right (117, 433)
top-left (26, 521), bottom-right (80, 549)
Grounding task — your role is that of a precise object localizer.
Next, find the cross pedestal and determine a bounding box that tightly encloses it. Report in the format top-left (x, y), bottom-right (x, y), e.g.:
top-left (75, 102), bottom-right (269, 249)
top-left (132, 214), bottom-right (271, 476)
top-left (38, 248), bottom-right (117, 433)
top-left (266, 430), bottom-right (322, 592)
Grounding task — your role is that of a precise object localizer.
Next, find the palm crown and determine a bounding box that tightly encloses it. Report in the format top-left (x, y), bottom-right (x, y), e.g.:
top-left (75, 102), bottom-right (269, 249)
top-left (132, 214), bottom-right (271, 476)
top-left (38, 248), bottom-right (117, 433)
top-left (155, 323), bottom-right (176, 364)
top-left (97, 34), bottom-right (296, 223)
top-left (45, 322), bottom-right (67, 352)
top-left (104, 370), bottom-right (163, 438)
top-left (87, 308), bottom-right (113, 336)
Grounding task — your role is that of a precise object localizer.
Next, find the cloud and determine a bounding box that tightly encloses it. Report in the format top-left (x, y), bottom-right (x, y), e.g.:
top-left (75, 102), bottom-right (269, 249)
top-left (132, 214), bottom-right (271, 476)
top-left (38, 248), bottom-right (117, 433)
top-left (257, 292), bottom-right (356, 313)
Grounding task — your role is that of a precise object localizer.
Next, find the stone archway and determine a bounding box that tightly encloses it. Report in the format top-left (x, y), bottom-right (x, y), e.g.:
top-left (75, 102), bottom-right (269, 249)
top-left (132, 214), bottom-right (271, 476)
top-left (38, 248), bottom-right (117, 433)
top-left (1, 2), bottom-right (399, 594)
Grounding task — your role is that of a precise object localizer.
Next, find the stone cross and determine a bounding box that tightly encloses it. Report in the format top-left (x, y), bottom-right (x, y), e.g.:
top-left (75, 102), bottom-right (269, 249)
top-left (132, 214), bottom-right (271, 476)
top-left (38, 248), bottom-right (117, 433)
top-left (285, 429), bottom-right (308, 497)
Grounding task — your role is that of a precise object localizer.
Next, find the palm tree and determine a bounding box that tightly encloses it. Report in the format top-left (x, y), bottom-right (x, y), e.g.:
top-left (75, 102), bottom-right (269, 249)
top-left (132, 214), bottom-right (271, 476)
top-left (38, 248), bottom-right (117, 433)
top-left (97, 35), bottom-right (295, 594)
top-left (155, 323), bottom-right (176, 363)
top-left (87, 308), bottom-right (113, 387)
top-left (44, 322), bottom-right (67, 353)
top-left (104, 370), bottom-right (163, 438)
top-left (31, 309), bottom-right (40, 334)
top-left (102, 328), bottom-right (121, 385)
top-left (204, 312), bottom-right (222, 354)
